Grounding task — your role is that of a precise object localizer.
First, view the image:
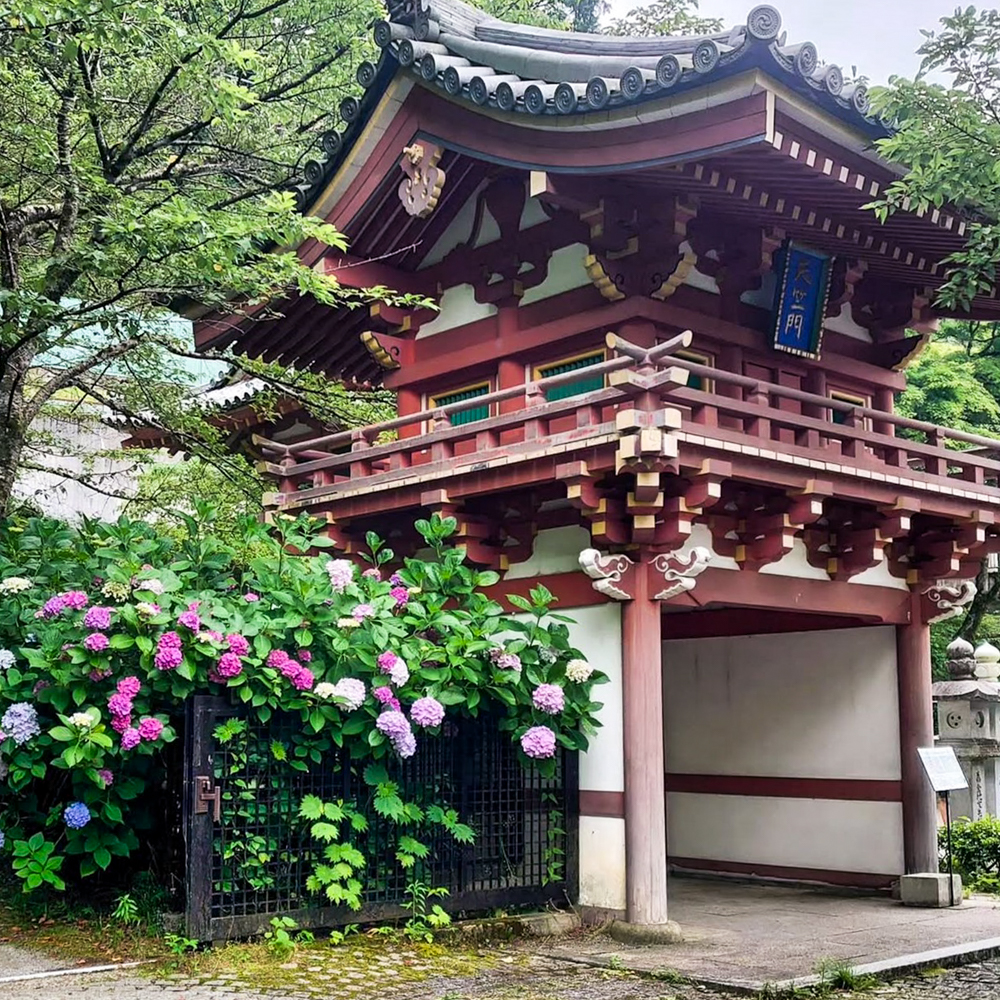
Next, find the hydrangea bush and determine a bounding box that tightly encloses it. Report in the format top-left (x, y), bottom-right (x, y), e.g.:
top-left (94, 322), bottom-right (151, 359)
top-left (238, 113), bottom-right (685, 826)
top-left (0, 510), bottom-right (606, 898)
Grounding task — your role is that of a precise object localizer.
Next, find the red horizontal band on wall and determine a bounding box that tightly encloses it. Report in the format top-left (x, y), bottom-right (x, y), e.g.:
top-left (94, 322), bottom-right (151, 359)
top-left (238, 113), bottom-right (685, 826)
top-left (579, 790), bottom-right (625, 818)
top-left (665, 773), bottom-right (903, 802)
top-left (670, 857), bottom-right (896, 890)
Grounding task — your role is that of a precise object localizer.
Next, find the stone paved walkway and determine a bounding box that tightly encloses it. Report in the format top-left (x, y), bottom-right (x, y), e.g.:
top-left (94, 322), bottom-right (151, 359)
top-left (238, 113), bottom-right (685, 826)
top-left (3, 955), bottom-right (1000, 1000)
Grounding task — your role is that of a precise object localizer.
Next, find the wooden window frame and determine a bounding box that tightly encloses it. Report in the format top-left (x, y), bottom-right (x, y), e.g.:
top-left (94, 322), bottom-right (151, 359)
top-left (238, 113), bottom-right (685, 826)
top-left (828, 389), bottom-right (870, 428)
top-left (426, 380), bottom-right (492, 428)
top-left (674, 348), bottom-right (714, 392)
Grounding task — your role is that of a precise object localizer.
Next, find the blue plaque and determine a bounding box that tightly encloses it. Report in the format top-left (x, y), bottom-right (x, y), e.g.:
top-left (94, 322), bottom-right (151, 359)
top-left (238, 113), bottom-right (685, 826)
top-left (771, 242), bottom-right (833, 360)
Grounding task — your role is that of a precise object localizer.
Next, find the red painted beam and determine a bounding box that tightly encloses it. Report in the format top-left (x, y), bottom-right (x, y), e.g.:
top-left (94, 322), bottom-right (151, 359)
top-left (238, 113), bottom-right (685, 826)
top-left (665, 773), bottom-right (902, 802)
top-left (669, 858), bottom-right (896, 889)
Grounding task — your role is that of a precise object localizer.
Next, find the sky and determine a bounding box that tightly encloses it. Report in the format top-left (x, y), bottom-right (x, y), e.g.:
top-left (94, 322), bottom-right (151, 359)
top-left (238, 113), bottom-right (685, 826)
top-left (604, 0), bottom-right (960, 85)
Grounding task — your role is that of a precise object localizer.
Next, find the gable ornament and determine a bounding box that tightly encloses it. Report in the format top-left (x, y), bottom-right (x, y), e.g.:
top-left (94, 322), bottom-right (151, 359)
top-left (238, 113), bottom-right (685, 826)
top-left (398, 142), bottom-right (446, 218)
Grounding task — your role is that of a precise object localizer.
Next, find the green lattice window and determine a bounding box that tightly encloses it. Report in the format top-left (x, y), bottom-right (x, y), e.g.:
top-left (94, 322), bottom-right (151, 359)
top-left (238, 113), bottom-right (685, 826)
top-left (675, 350), bottom-right (713, 391)
top-left (830, 391), bottom-right (866, 426)
top-left (538, 352), bottom-right (605, 401)
top-left (431, 383), bottom-right (489, 425)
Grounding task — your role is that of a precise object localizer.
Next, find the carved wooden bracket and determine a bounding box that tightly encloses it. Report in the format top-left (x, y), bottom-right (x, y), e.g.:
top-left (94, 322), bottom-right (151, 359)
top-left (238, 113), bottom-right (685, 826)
top-left (922, 580), bottom-right (977, 625)
top-left (398, 142), bottom-right (446, 218)
top-left (849, 276), bottom-right (937, 343)
top-left (579, 549), bottom-right (635, 601)
top-left (826, 258), bottom-right (868, 318)
top-left (652, 547), bottom-right (711, 601)
top-left (360, 330), bottom-right (402, 371)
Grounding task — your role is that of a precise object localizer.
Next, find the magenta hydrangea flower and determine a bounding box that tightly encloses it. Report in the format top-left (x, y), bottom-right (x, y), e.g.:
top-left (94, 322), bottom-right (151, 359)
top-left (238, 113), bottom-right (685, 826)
top-left (373, 686), bottom-right (395, 704)
top-left (88, 668), bottom-right (112, 682)
top-left (291, 667), bottom-right (314, 691)
top-left (177, 610), bottom-right (201, 631)
top-left (267, 649), bottom-right (289, 668)
top-left (97, 769), bottom-right (114, 787)
top-left (390, 586), bottom-right (410, 608)
top-left (41, 594), bottom-right (68, 618)
top-left (532, 684), bottom-right (565, 715)
top-left (244, 592), bottom-right (259, 603)
top-left (137, 717), bottom-right (164, 742)
top-left (226, 634), bottom-right (250, 657)
top-left (121, 727), bottom-right (141, 750)
top-left (377, 651), bottom-right (399, 673)
top-left (117, 676), bottom-right (141, 698)
top-left (297, 649), bottom-right (312, 663)
top-left (63, 591), bottom-right (89, 611)
top-left (279, 659), bottom-right (301, 679)
top-left (410, 697), bottom-right (445, 729)
top-left (83, 632), bottom-right (109, 652)
top-left (154, 646), bottom-right (182, 671)
top-left (83, 606), bottom-right (112, 630)
top-left (111, 714), bottom-right (132, 733)
top-left (187, 600), bottom-right (201, 612)
top-left (158, 631), bottom-right (182, 649)
top-left (216, 652), bottom-right (243, 679)
top-left (352, 603), bottom-right (375, 622)
top-left (521, 725), bottom-right (557, 759)
top-left (107, 693), bottom-right (133, 717)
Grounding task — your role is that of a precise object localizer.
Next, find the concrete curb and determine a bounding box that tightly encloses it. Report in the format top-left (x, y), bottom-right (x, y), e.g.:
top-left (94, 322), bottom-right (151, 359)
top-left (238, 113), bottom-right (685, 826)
top-left (539, 936), bottom-right (1000, 996)
top-left (0, 959), bottom-right (156, 986)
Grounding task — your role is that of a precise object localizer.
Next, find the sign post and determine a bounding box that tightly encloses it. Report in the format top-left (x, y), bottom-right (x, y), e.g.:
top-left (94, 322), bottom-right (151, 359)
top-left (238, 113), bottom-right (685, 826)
top-left (917, 746), bottom-right (968, 907)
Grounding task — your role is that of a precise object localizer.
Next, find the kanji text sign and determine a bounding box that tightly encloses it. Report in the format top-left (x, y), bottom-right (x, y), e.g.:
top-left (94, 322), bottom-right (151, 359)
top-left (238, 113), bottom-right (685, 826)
top-left (917, 746), bottom-right (968, 793)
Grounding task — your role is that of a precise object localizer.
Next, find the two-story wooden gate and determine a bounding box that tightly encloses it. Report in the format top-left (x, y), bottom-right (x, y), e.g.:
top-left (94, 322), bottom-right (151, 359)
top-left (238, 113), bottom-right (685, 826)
top-left (183, 696), bottom-right (577, 941)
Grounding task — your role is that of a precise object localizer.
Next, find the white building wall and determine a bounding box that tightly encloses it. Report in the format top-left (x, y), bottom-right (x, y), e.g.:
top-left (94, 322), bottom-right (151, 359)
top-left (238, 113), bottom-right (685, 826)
top-left (663, 627), bottom-right (905, 876)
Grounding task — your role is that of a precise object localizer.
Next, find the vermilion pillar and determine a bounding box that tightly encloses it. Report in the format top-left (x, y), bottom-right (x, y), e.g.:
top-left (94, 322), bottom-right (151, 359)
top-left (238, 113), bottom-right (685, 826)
top-left (896, 590), bottom-right (938, 873)
top-left (621, 559), bottom-right (670, 925)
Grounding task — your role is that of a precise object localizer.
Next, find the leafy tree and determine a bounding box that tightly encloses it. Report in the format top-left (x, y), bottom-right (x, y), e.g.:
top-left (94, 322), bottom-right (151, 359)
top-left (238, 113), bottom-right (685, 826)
top-left (605, 0), bottom-right (722, 37)
top-left (0, 0), bottom-right (423, 517)
top-left (474, 0), bottom-right (718, 34)
top-left (871, 8), bottom-right (1000, 310)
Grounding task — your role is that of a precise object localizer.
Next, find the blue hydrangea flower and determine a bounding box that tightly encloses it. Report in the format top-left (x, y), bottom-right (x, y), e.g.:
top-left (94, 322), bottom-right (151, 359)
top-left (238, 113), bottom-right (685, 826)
top-left (63, 802), bottom-right (91, 830)
top-left (1, 703), bottom-right (39, 745)
top-left (0, 830), bottom-right (6, 849)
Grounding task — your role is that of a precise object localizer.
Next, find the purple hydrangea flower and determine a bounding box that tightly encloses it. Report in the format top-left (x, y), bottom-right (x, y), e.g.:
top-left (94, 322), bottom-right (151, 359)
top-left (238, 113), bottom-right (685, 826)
top-left (376, 710), bottom-right (417, 758)
top-left (83, 606), bottom-right (112, 630)
top-left (158, 631), bottom-right (182, 649)
top-left (389, 573), bottom-right (404, 586)
top-left (532, 684), bottom-right (565, 715)
top-left (267, 649), bottom-right (289, 668)
top-left (410, 696), bottom-right (445, 729)
top-left (1, 703), bottom-right (39, 745)
top-left (107, 693), bottom-right (133, 717)
top-left (226, 634), bottom-right (250, 657)
top-left (154, 646), bottom-right (182, 671)
top-left (352, 603), bottom-right (375, 622)
top-left (279, 659), bottom-right (301, 679)
top-left (394, 728), bottom-right (417, 758)
top-left (117, 676), bottom-right (141, 698)
top-left (177, 610), bottom-right (201, 631)
top-left (88, 668), bottom-right (112, 682)
top-left (390, 586), bottom-right (410, 608)
top-left (520, 725), bottom-right (557, 759)
top-left (97, 769), bottom-right (114, 787)
top-left (137, 717), bottom-right (164, 741)
top-left (63, 802), bottom-right (91, 829)
top-left (63, 591), bottom-right (89, 611)
top-left (216, 652), bottom-right (243, 679)
top-left (83, 632), bottom-right (109, 652)
top-left (297, 649), bottom-right (312, 663)
top-left (497, 652), bottom-right (522, 672)
top-left (41, 594), bottom-right (68, 618)
top-left (121, 727), bottom-right (141, 750)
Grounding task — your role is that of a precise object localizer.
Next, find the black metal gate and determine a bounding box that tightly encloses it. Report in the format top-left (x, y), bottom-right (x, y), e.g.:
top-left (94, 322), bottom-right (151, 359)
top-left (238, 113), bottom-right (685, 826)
top-left (184, 696), bottom-right (577, 940)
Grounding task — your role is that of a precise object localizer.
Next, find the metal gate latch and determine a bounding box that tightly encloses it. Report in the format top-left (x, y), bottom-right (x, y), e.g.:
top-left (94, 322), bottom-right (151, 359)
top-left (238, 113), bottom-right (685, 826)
top-left (194, 776), bottom-right (221, 822)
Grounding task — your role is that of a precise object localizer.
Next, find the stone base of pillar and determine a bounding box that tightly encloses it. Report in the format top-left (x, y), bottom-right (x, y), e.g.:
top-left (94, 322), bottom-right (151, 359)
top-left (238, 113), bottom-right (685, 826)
top-left (899, 873), bottom-right (963, 908)
top-left (608, 920), bottom-right (684, 945)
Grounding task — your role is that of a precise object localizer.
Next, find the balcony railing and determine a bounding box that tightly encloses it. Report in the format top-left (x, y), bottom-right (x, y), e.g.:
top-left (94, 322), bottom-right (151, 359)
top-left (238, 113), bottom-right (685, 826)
top-left (256, 332), bottom-right (1000, 508)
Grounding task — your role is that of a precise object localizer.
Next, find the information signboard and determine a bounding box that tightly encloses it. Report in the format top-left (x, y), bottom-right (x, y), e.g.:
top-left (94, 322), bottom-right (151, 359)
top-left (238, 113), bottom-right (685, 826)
top-left (917, 746), bottom-right (968, 792)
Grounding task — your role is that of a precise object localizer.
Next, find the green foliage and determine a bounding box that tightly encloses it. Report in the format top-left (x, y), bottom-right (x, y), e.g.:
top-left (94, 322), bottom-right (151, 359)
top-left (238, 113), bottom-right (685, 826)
top-left (470, 0), bottom-right (716, 34)
top-left (814, 958), bottom-right (877, 992)
top-left (605, 0), bottom-right (722, 36)
top-left (164, 932), bottom-right (200, 955)
top-left (111, 892), bottom-right (141, 927)
top-left (12, 833), bottom-right (65, 892)
top-left (264, 916), bottom-right (302, 957)
top-left (942, 816), bottom-right (1000, 893)
top-left (870, 9), bottom-right (1000, 309)
top-left (401, 880), bottom-right (452, 942)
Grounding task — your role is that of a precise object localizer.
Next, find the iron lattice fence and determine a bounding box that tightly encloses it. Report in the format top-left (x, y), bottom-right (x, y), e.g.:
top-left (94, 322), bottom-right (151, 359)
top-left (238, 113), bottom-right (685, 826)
top-left (184, 696), bottom-right (577, 940)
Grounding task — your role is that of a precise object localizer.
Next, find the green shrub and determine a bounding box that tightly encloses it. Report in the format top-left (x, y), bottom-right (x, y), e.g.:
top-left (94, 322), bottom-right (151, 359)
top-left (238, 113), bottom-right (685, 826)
top-left (940, 815), bottom-right (1000, 891)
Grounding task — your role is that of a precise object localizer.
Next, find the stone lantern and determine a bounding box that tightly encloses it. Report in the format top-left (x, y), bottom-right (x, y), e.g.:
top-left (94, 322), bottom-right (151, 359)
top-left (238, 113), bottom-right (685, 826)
top-left (932, 637), bottom-right (1000, 820)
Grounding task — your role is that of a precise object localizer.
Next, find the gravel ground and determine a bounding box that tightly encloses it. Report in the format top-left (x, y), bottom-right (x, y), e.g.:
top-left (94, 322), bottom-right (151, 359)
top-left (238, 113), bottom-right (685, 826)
top-left (3, 955), bottom-right (1000, 1000)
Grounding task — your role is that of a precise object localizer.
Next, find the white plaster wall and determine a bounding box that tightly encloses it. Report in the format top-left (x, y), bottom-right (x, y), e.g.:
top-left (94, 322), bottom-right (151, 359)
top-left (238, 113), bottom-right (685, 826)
top-left (825, 301), bottom-right (874, 343)
top-left (667, 795), bottom-right (904, 875)
top-left (663, 627), bottom-right (901, 780)
top-left (504, 525), bottom-right (591, 579)
top-left (579, 815), bottom-right (626, 911)
top-left (520, 243), bottom-right (591, 306)
top-left (417, 283), bottom-right (497, 339)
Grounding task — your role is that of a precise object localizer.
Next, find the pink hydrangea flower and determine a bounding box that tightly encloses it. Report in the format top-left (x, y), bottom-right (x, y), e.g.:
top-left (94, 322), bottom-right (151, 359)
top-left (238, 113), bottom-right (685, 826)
top-left (121, 727), bottom-right (141, 750)
top-left (267, 649), bottom-right (289, 668)
top-left (389, 573), bottom-right (404, 586)
top-left (137, 717), bottom-right (164, 742)
top-left (177, 610), bottom-right (201, 631)
top-left (111, 714), bottom-right (132, 733)
top-left (532, 684), bottom-right (565, 715)
top-left (107, 693), bottom-right (133, 717)
top-left (63, 591), bottom-right (89, 611)
top-left (279, 659), bottom-right (301, 679)
top-left (158, 631), bottom-right (182, 649)
top-left (390, 586), bottom-right (410, 608)
top-left (352, 603), bottom-right (375, 622)
top-left (83, 606), bottom-right (112, 630)
top-left (410, 697), bottom-right (445, 728)
top-left (117, 676), bottom-right (141, 698)
top-left (83, 632), bottom-right (109, 652)
top-left (97, 769), bottom-right (114, 787)
top-left (377, 651), bottom-right (399, 673)
top-left (497, 652), bottom-right (522, 672)
top-left (373, 686), bottom-right (396, 705)
top-left (521, 725), bottom-right (557, 759)
top-left (226, 634), bottom-right (249, 657)
top-left (154, 646), bottom-right (182, 671)
top-left (216, 652), bottom-right (243, 679)
top-left (297, 649), bottom-right (312, 662)
top-left (326, 558), bottom-right (355, 593)
top-left (291, 667), bottom-right (314, 691)
top-left (244, 592), bottom-right (259, 603)
top-left (187, 600), bottom-right (201, 612)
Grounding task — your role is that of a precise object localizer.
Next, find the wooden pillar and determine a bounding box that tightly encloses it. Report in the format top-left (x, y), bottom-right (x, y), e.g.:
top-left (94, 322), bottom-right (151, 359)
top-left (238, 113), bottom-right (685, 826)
top-left (621, 559), bottom-right (669, 925)
top-left (896, 591), bottom-right (938, 873)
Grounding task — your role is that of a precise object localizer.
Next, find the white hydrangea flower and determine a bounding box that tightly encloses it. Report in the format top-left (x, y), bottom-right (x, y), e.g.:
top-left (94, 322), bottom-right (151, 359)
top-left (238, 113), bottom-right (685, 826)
top-left (0, 577), bottom-right (31, 595)
top-left (69, 712), bottom-right (94, 729)
top-left (314, 682), bottom-right (337, 700)
top-left (135, 577), bottom-right (164, 595)
top-left (326, 558), bottom-right (355, 594)
top-left (565, 659), bottom-right (593, 683)
top-left (332, 678), bottom-right (366, 711)
top-left (0, 649), bottom-right (14, 671)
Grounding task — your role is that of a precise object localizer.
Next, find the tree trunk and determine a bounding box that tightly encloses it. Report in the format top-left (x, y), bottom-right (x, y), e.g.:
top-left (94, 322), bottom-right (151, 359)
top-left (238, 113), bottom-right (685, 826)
top-left (958, 560), bottom-right (1000, 643)
top-left (0, 410), bottom-right (26, 519)
top-left (0, 345), bottom-right (31, 519)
